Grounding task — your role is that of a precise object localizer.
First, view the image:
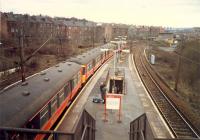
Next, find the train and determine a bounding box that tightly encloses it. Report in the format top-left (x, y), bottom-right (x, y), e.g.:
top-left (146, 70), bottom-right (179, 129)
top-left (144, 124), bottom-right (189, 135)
top-left (0, 43), bottom-right (115, 140)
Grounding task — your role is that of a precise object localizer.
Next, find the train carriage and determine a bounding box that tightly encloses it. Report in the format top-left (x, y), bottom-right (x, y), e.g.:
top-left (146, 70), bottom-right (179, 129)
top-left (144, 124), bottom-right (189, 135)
top-left (69, 48), bottom-right (103, 84)
top-left (0, 43), bottom-right (115, 140)
top-left (91, 48), bottom-right (103, 72)
top-left (0, 61), bottom-right (82, 139)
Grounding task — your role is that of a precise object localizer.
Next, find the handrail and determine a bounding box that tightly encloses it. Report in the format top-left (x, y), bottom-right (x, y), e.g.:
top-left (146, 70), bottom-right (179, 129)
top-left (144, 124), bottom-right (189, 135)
top-left (155, 139), bottom-right (200, 140)
top-left (0, 126), bottom-right (73, 135)
top-left (0, 109), bottom-right (95, 140)
top-left (130, 113), bottom-right (146, 124)
top-left (140, 130), bottom-right (145, 140)
top-left (80, 125), bottom-right (88, 140)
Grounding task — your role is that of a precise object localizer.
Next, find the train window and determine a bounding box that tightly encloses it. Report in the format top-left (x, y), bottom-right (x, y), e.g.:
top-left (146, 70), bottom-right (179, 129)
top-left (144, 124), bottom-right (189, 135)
top-left (87, 64), bottom-right (90, 71)
top-left (77, 71), bottom-right (81, 83)
top-left (59, 91), bottom-right (65, 106)
top-left (64, 84), bottom-right (71, 97)
top-left (82, 67), bottom-right (86, 75)
top-left (87, 62), bottom-right (92, 71)
top-left (71, 80), bottom-right (74, 91)
top-left (40, 105), bottom-right (49, 127)
top-left (71, 75), bottom-right (78, 89)
top-left (57, 94), bottom-right (59, 107)
top-left (96, 56), bottom-right (99, 62)
top-left (96, 56), bottom-right (101, 63)
top-left (75, 75), bottom-right (78, 85)
top-left (92, 59), bottom-right (95, 65)
top-left (51, 96), bottom-right (57, 115)
top-left (101, 54), bottom-right (103, 59)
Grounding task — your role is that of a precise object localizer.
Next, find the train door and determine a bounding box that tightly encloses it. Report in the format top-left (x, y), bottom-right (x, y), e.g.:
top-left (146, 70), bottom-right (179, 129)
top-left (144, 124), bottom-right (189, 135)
top-left (87, 61), bottom-right (93, 78)
top-left (105, 51), bottom-right (107, 60)
top-left (64, 82), bottom-right (72, 101)
top-left (100, 53), bottom-right (103, 63)
top-left (81, 65), bottom-right (86, 84)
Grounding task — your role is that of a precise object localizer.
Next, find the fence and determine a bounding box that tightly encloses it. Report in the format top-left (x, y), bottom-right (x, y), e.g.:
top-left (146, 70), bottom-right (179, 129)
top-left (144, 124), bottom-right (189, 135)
top-left (130, 113), bottom-right (200, 140)
top-left (0, 109), bottom-right (95, 140)
top-left (130, 113), bottom-right (154, 140)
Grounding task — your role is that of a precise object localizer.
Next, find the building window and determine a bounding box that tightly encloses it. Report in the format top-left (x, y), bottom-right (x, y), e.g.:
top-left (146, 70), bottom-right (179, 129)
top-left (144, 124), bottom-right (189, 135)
top-left (11, 28), bottom-right (15, 33)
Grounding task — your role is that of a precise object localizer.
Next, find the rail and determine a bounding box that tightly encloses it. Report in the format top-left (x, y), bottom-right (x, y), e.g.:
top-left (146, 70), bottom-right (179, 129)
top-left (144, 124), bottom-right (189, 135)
top-left (130, 113), bottom-right (154, 140)
top-left (132, 46), bottom-right (200, 139)
top-left (144, 48), bottom-right (200, 136)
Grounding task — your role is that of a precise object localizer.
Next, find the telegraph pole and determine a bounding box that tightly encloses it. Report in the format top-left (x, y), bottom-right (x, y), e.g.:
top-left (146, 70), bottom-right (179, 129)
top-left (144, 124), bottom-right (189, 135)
top-left (174, 35), bottom-right (184, 91)
top-left (19, 27), bottom-right (26, 82)
top-left (18, 25), bottom-right (52, 82)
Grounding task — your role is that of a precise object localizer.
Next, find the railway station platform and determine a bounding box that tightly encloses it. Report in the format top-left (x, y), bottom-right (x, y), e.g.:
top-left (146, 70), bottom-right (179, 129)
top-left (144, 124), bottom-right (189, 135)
top-left (55, 53), bottom-right (172, 140)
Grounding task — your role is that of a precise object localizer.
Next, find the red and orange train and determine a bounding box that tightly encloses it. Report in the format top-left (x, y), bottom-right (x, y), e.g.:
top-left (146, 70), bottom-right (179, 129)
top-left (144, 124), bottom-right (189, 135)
top-left (0, 43), bottom-right (115, 140)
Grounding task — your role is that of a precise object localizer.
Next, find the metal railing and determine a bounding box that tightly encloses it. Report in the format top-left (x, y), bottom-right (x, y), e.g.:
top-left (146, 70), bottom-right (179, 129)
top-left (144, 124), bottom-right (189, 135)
top-left (130, 113), bottom-right (154, 140)
top-left (0, 127), bottom-right (73, 140)
top-left (154, 138), bottom-right (199, 140)
top-left (71, 109), bottom-right (95, 140)
top-left (0, 109), bottom-right (95, 140)
top-left (129, 113), bottom-right (200, 140)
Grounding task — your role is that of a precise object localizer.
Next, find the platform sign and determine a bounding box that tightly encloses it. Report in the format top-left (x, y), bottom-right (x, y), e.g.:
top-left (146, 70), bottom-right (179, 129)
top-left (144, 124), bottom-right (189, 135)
top-left (106, 94), bottom-right (121, 110)
top-left (104, 94), bottom-right (122, 122)
top-left (100, 48), bottom-right (109, 51)
top-left (122, 49), bottom-right (130, 53)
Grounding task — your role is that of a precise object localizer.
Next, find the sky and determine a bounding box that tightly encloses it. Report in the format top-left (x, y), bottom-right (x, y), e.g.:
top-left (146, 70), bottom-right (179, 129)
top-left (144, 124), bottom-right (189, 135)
top-left (1, 0), bottom-right (200, 27)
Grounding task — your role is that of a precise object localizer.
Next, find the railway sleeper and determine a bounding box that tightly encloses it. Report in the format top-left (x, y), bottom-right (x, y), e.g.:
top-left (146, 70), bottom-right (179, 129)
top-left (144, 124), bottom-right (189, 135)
top-left (153, 95), bottom-right (164, 99)
top-left (159, 106), bottom-right (174, 111)
top-left (155, 102), bottom-right (169, 106)
top-left (173, 128), bottom-right (193, 133)
top-left (167, 120), bottom-right (186, 125)
top-left (160, 108), bottom-right (174, 113)
top-left (163, 114), bottom-right (182, 119)
top-left (170, 123), bottom-right (189, 129)
top-left (175, 131), bottom-right (195, 137)
top-left (153, 95), bottom-right (166, 99)
top-left (169, 118), bottom-right (185, 123)
top-left (159, 109), bottom-right (175, 114)
top-left (162, 113), bottom-right (176, 118)
top-left (163, 113), bottom-right (181, 119)
top-left (158, 99), bottom-right (170, 103)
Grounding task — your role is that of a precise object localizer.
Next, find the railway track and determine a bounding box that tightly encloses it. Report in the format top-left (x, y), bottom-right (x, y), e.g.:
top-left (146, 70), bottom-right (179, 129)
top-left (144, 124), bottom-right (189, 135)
top-left (133, 47), bottom-right (199, 139)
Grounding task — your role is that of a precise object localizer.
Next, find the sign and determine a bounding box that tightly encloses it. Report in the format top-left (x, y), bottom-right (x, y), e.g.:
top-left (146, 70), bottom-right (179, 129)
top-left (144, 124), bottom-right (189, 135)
top-left (106, 94), bottom-right (121, 110)
top-left (122, 49), bottom-right (130, 53)
top-left (104, 94), bottom-right (122, 122)
top-left (100, 48), bottom-right (109, 51)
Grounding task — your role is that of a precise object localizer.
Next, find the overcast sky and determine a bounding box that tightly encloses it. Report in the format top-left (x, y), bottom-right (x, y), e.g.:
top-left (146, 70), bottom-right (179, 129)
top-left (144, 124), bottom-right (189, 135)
top-left (1, 0), bottom-right (200, 27)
